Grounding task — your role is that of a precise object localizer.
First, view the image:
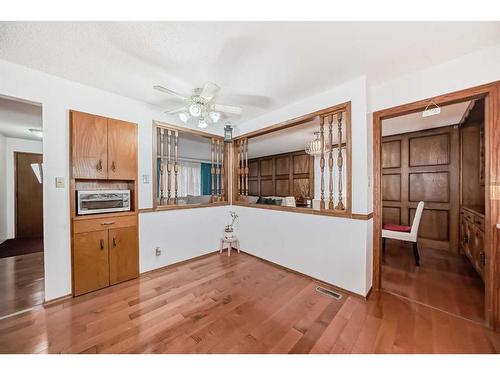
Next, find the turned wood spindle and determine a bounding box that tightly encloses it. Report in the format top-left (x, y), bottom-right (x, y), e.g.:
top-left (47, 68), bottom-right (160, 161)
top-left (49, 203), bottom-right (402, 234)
top-left (211, 138), bottom-right (215, 201)
top-left (328, 115), bottom-right (334, 210)
top-left (244, 139), bottom-right (249, 196)
top-left (237, 140), bottom-right (241, 197)
top-left (174, 130), bottom-right (178, 204)
top-left (159, 128), bottom-right (165, 205)
top-left (216, 139), bottom-right (220, 200)
top-left (335, 112), bottom-right (345, 211)
top-left (220, 141), bottom-right (225, 200)
top-left (320, 117), bottom-right (325, 210)
top-left (166, 130), bottom-right (172, 205)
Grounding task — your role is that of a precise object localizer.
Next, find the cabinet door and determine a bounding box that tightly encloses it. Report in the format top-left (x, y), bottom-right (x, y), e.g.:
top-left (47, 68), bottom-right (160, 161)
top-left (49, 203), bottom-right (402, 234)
top-left (71, 111), bottom-right (108, 179)
top-left (473, 227), bottom-right (485, 279)
top-left (73, 230), bottom-right (110, 295)
top-left (109, 226), bottom-right (138, 285)
top-left (107, 119), bottom-right (137, 180)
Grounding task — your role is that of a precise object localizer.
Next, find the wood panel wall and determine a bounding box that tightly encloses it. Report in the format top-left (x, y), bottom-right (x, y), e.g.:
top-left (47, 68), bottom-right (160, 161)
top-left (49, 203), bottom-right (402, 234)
top-left (382, 126), bottom-right (460, 252)
top-left (247, 150), bottom-right (314, 200)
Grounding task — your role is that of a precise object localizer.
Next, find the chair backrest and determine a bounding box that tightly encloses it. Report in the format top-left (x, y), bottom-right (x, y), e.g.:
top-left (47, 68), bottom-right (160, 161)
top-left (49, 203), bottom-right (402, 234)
top-left (410, 201), bottom-right (425, 237)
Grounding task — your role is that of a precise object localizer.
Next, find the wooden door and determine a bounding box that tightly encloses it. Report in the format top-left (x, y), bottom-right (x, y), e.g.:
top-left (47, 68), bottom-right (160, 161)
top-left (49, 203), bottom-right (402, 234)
top-left (107, 119), bottom-right (137, 180)
top-left (73, 230), bottom-right (109, 295)
top-left (71, 111), bottom-right (108, 179)
top-left (108, 226), bottom-right (138, 285)
top-left (382, 126), bottom-right (460, 252)
top-left (15, 152), bottom-right (43, 238)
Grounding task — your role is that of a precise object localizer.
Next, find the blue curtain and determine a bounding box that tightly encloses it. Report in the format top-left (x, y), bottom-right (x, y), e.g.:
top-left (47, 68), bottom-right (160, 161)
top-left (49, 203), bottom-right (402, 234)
top-left (200, 163), bottom-right (212, 195)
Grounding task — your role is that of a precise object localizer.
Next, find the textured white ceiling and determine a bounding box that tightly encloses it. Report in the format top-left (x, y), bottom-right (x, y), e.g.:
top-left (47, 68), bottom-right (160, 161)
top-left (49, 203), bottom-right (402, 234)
top-left (0, 96), bottom-right (42, 140)
top-left (382, 100), bottom-right (471, 136)
top-left (0, 22), bottom-right (499, 127)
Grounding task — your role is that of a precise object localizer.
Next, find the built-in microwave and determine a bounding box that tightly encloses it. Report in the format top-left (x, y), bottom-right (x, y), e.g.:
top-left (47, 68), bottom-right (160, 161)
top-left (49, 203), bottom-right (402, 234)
top-left (77, 190), bottom-right (131, 215)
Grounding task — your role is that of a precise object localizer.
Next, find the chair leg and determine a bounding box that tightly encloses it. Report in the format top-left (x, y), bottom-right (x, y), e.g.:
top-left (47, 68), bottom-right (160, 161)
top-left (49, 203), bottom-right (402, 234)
top-left (412, 242), bottom-right (420, 266)
top-left (382, 237), bottom-right (386, 255)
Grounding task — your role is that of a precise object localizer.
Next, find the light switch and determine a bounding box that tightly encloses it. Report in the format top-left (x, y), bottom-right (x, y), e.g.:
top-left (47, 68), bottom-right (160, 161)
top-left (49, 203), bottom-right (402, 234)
top-left (55, 177), bottom-right (65, 188)
top-left (142, 174), bottom-right (150, 184)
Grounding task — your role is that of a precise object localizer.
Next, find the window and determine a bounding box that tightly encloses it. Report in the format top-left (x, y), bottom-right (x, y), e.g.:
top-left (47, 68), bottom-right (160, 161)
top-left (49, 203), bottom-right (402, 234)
top-left (153, 121), bottom-right (228, 210)
top-left (232, 102), bottom-right (352, 217)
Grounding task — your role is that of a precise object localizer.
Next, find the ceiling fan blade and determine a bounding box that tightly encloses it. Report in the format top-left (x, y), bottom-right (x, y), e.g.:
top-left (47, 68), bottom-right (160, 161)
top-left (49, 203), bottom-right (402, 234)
top-left (165, 106), bottom-right (187, 115)
top-left (213, 104), bottom-right (243, 115)
top-left (200, 82), bottom-right (221, 101)
top-left (153, 85), bottom-right (187, 100)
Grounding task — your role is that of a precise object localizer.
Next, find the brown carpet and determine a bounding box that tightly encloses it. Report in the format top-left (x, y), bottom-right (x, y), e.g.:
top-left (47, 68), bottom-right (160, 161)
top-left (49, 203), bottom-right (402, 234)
top-left (0, 237), bottom-right (43, 259)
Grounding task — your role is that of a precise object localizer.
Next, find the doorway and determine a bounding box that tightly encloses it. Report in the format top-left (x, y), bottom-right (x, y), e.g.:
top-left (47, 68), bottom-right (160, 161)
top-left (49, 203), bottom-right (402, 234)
top-left (372, 82), bottom-right (500, 330)
top-left (0, 95), bottom-right (44, 318)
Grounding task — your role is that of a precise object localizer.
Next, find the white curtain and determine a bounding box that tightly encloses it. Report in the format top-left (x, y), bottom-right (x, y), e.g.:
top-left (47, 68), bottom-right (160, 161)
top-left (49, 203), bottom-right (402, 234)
top-left (177, 161), bottom-right (201, 196)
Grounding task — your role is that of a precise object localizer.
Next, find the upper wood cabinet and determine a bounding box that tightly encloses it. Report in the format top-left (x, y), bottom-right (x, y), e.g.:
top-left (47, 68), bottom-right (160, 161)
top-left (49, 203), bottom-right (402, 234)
top-left (71, 111), bottom-right (108, 179)
top-left (71, 111), bottom-right (137, 180)
top-left (107, 118), bottom-right (137, 180)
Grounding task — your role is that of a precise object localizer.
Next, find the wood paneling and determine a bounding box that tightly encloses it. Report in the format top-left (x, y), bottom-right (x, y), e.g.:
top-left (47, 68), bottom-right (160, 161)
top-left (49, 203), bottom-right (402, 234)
top-left (410, 208), bottom-right (449, 241)
top-left (109, 226), bottom-right (139, 285)
top-left (382, 127), bottom-right (459, 252)
top-left (71, 111), bottom-right (108, 179)
top-left (248, 160), bottom-right (259, 177)
top-left (409, 172), bottom-right (450, 203)
top-left (248, 150), bottom-right (314, 200)
top-left (14, 152), bottom-right (43, 238)
top-left (73, 230), bottom-right (110, 296)
top-left (382, 207), bottom-right (400, 225)
top-left (382, 140), bottom-right (401, 168)
top-left (409, 133), bottom-right (449, 166)
top-left (382, 174), bottom-right (401, 201)
top-left (292, 153), bottom-right (310, 174)
top-left (107, 118), bottom-right (137, 180)
top-left (275, 179), bottom-right (290, 196)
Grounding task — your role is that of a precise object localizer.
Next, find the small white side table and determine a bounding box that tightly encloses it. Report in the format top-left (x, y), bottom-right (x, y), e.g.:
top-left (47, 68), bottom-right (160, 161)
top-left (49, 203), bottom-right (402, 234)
top-left (220, 237), bottom-right (240, 256)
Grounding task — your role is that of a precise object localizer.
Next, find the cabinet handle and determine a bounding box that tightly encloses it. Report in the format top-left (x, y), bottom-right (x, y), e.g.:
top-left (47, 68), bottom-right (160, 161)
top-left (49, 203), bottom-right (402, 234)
top-left (112, 237), bottom-right (117, 248)
top-left (100, 239), bottom-right (104, 250)
top-left (101, 221), bottom-right (115, 226)
top-left (111, 161), bottom-right (116, 172)
top-left (480, 252), bottom-right (486, 266)
top-left (96, 159), bottom-right (103, 172)
top-left (464, 234), bottom-right (468, 243)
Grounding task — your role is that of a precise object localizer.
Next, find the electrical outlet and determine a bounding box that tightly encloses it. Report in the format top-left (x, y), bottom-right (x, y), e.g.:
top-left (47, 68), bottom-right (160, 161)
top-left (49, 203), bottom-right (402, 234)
top-left (155, 247), bottom-right (161, 256)
top-left (142, 174), bottom-right (150, 184)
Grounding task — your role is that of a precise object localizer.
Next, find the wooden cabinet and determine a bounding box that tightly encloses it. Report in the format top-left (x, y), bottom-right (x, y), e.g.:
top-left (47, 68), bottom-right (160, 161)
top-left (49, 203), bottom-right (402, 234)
top-left (73, 230), bottom-right (110, 296)
top-left (107, 118), bottom-right (137, 180)
top-left (70, 110), bottom-right (139, 296)
top-left (71, 111), bottom-right (137, 180)
top-left (460, 207), bottom-right (486, 280)
top-left (73, 223), bottom-right (138, 296)
top-left (109, 226), bottom-right (139, 285)
top-left (71, 111), bottom-right (108, 179)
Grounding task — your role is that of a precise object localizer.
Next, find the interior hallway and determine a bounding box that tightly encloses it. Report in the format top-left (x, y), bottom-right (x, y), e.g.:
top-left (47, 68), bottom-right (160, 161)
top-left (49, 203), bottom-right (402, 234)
top-left (0, 252), bottom-right (498, 354)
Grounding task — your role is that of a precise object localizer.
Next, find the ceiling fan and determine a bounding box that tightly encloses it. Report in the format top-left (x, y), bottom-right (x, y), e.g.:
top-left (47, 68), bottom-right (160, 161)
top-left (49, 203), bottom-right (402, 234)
top-left (154, 82), bottom-right (243, 129)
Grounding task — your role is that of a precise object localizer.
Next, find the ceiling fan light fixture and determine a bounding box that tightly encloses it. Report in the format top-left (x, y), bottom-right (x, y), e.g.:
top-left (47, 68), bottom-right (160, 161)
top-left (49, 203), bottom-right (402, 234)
top-left (189, 103), bottom-right (202, 117)
top-left (178, 112), bottom-right (190, 123)
top-left (198, 118), bottom-right (208, 129)
top-left (209, 111), bottom-right (221, 123)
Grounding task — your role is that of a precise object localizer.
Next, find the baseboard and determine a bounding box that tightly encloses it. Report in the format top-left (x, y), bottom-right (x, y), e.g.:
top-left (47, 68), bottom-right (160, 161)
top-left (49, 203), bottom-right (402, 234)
top-left (43, 293), bottom-right (72, 307)
top-left (240, 250), bottom-right (368, 300)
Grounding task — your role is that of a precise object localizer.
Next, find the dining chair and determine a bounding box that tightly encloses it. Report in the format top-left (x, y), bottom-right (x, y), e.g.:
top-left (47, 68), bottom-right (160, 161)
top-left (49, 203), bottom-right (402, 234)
top-left (382, 201), bottom-right (425, 266)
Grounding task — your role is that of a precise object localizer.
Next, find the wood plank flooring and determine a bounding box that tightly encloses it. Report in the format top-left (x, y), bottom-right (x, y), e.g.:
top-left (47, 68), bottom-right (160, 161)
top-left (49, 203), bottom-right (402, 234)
top-left (0, 252), bottom-right (498, 354)
top-left (0, 252), bottom-right (44, 317)
top-left (382, 240), bottom-right (485, 323)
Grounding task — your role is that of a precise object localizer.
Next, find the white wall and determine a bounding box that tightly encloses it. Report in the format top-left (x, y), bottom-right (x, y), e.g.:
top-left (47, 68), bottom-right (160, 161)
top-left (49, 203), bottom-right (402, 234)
top-left (139, 205), bottom-right (229, 273)
top-left (236, 76), bottom-right (373, 296)
top-left (0, 59), bottom-right (224, 301)
top-left (0, 133), bottom-right (6, 242)
top-left (3, 137), bottom-right (43, 239)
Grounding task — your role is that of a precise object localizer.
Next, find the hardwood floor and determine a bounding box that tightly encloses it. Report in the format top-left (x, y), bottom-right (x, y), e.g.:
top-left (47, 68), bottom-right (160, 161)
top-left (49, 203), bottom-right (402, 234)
top-left (0, 252), bottom-right (498, 354)
top-left (382, 240), bottom-right (485, 324)
top-left (0, 252), bottom-right (44, 318)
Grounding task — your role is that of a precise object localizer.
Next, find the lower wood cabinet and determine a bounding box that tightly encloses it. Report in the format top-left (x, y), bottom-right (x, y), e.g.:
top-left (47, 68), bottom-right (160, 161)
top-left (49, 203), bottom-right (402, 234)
top-left (109, 226), bottom-right (139, 285)
top-left (460, 207), bottom-right (486, 280)
top-left (72, 218), bottom-right (138, 296)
